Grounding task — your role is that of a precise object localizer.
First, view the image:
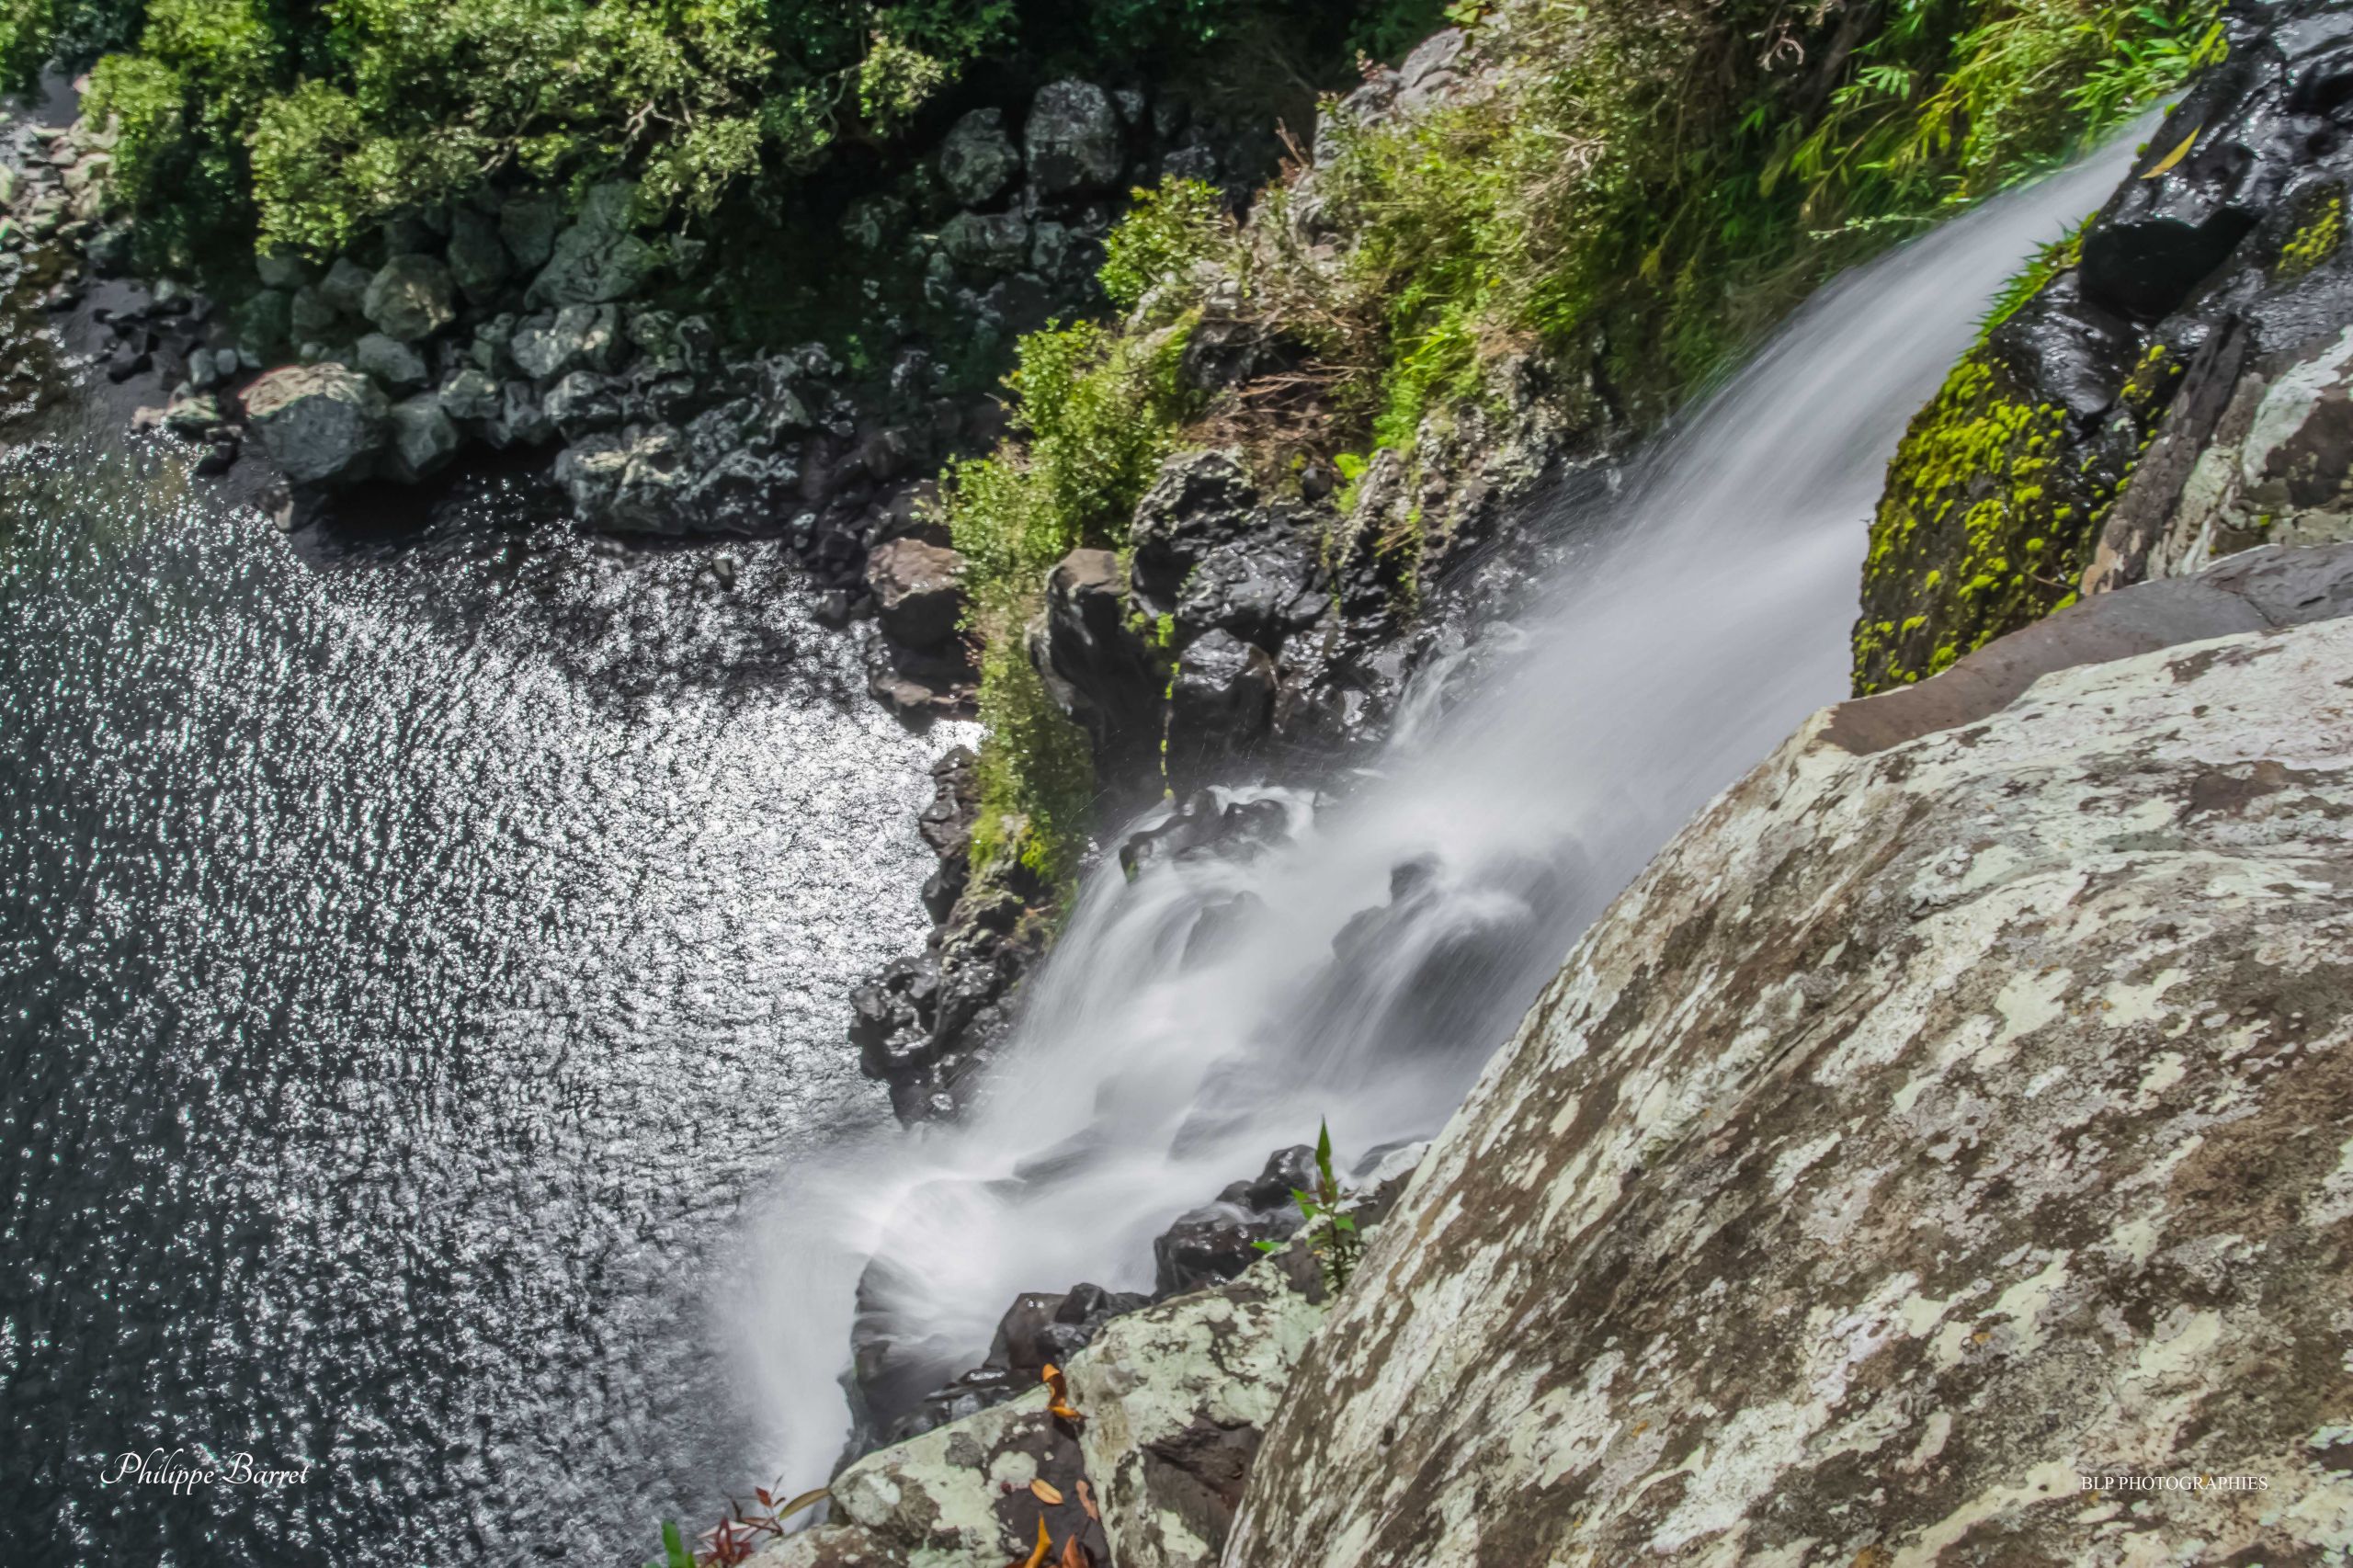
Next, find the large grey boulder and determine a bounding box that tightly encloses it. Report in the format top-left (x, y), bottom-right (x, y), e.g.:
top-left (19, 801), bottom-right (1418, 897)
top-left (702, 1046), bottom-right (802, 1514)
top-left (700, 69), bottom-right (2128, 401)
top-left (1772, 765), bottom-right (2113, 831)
top-left (386, 392), bottom-right (460, 481)
top-left (542, 370), bottom-right (626, 439)
top-left (316, 256), bottom-right (373, 316)
top-left (528, 183), bottom-right (655, 307)
top-left (745, 1387), bottom-right (1098, 1568)
top-left (241, 363), bottom-right (389, 486)
top-left (1034, 546), bottom-right (1165, 781)
top-left (446, 206), bottom-right (511, 301)
top-left (488, 380), bottom-right (555, 449)
top-left (940, 210), bottom-right (1030, 273)
top-left (351, 332), bottom-right (428, 392)
top-left (436, 367), bottom-right (500, 425)
top-left (938, 107), bottom-right (1021, 206)
top-left (745, 1245), bottom-right (1332, 1568)
top-left (865, 537), bottom-right (968, 648)
top-left (498, 191), bottom-right (562, 270)
top-left (1024, 81), bottom-right (1123, 198)
top-left (362, 254), bottom-right (456, 341)
top-left (1070, 1248), bottom-right (1330, 1568)
top-left (1227, 579), bottom-right (2353, 1565)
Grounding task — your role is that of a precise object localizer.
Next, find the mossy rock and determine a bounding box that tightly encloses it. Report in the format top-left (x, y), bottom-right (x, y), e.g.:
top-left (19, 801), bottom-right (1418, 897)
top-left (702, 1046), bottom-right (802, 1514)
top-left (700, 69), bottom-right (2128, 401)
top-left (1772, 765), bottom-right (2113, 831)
top-left (1851, 340), bottom-right (2163, 695)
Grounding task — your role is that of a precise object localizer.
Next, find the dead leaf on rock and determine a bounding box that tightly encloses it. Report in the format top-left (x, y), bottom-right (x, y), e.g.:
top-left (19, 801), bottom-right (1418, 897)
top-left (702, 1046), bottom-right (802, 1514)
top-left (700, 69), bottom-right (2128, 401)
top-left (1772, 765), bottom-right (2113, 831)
top-left (1029, 1478), bottom-right (1064, 1506)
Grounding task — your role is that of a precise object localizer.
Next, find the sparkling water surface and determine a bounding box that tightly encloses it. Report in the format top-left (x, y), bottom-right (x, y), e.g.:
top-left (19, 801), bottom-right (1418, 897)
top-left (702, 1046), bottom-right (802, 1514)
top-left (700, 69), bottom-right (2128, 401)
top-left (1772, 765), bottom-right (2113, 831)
top-left (0, 439), bottom-right (954, 1565)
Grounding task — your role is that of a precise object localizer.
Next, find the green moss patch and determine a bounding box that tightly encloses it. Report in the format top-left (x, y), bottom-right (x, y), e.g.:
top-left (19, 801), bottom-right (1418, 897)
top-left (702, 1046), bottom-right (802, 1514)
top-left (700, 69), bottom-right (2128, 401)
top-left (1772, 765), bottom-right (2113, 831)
top-left (1853, 349), bottom-right (2154, 694)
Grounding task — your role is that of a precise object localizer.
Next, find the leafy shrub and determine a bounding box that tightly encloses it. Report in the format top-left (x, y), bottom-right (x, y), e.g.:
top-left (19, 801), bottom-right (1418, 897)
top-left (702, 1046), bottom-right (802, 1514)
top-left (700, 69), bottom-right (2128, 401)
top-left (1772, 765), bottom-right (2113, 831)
top-left (941, 317), bottom-right (1199, 889)
top-left (1099, 176), bottom-right (1234, 314)
top-left (11, 0), bottom-right (1373, 271)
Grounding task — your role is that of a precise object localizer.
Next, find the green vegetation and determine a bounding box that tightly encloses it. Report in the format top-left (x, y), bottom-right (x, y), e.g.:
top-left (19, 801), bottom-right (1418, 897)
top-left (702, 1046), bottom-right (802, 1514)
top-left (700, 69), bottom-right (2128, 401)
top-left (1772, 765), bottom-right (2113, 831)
top-left (1851, 339), bottom-right (2176, 693)
top-left (961, 0), bottom-right (2228, 882)
top-left (2278, 188), bottom-right (2346, 278)
top-left (1977, 210), bottom-right (2092, 340)
top-left (1253, 1119), bottom-right (1365, 1290)
top-left (1294, 0), bottom-right (2225, 437)
top-left (1, 0), bottom-right (1378, 274)
top-left (941, 317), bottom-right (1200, 892)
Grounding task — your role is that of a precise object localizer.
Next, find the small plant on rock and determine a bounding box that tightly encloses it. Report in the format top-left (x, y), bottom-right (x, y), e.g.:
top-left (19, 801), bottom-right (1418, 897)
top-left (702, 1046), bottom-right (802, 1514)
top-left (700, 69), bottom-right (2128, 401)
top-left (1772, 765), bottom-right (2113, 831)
top-left (1255, 1119), bottom-right (1363, 1290)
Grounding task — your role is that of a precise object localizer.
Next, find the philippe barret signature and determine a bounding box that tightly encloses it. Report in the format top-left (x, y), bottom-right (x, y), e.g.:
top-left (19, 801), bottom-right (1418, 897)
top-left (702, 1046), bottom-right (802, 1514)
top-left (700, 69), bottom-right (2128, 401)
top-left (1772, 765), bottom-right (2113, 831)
top-left (99, 1448), bottom-right (314, 1495)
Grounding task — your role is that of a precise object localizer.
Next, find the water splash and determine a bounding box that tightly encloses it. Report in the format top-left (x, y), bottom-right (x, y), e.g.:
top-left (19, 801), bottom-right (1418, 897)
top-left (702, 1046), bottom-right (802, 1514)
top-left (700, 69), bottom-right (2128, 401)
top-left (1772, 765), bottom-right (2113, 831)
top-left (742, 132), bottom-right (2147, 1487)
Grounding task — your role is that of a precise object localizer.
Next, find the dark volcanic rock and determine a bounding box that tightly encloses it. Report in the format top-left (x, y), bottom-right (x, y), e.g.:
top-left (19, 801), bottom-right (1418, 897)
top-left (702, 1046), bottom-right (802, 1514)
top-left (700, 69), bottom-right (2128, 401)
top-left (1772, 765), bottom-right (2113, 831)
top-left (1035, 546), bottom-right (1166, 785)
top-left (865, 537), bottom-right (969, 649)
top-left (1131, 449), bottom-right (1260, 606)
top-left (1166, 629), bottom-right (1275, 778)
top-left (1152, 1145), bottom-right (1313, 1296)
top-left (1024, 80), bottom-right (1125, 199)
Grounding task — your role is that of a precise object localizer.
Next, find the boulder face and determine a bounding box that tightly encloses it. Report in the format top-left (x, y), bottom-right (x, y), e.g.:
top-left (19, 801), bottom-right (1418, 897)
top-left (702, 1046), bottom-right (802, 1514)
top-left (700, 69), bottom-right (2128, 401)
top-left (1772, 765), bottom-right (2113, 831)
top-left (528, 183), bottom-right (655, 307)
top-left (1024, 80), bottom-right (1124, 198)
top-left (1228, 590), bottom-right (2353, 1564)
top-left (865, 537), bottom-right (969, 648)
top-left (362, 253), bottom-right (457, 342)
top-left (240, 363), bottom-right (389, 486)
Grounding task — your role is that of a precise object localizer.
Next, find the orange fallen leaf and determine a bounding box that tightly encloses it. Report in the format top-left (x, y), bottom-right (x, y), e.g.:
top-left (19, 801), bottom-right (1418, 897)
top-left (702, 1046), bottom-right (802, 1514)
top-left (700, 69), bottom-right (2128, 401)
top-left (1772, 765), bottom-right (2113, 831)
top-left (1075, 1478), bottom-right (1100, 1522)
top-left (1058, 1533), bottom-right (1091, 1567)
top-left (1029, 1478), bottom-right (1064, 1506)
top-left (1011, 1516), bottom-right (1051, 1568)
top-left (1042, 1363), bottom-right (1085, 1426)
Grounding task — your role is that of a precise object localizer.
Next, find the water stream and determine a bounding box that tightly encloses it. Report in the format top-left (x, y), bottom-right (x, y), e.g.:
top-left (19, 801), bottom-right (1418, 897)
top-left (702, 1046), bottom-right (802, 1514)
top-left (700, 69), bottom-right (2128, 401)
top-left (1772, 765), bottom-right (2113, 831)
top-left (744, 132), bottom-right (2150, 1490)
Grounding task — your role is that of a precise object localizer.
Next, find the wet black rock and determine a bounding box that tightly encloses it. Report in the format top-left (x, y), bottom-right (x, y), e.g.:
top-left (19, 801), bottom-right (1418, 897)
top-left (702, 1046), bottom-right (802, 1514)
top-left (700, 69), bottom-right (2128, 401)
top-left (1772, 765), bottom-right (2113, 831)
top-left (1167, 629), bottom-right (1275, 772)
top-left (1152, 1146), bottom-right (1315, 1296)
top-left (1116, 790), bottom-right (1290, 881)
top-left (1131, 449), bottom-right (1261, 605)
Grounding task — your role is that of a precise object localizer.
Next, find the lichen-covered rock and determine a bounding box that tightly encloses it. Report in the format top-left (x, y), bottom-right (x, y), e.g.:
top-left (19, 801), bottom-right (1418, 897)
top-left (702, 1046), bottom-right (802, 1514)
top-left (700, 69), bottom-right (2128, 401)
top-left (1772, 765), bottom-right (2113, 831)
top-left (940, 210), bottom-right (1031, 273)
top-left (510, 303), bottom-right (622, 381)
top-left (362, 254), bottom-right (457, 342)
top-left (746, 1387), bottom-right (1101, 1568)
top-left (437, 367), bottom-right (500, 425)
top-left (750, 1246), bottom-right (1331, 1568)
top-left (542, 369), bottom-right (626, 439)
top-left (555, 423), bottom-right (690, 533)
top-left (1025, 81), bottom-right (1124, 199)
top-left (1070, 1245), bottom-right (1331, 1568)
top-left (1228, 581), bottom-right (2353, 1566)
top-left (938, 108), bottom-right (1021, 207)
top-left (241, 363), bottom-right (389, 486)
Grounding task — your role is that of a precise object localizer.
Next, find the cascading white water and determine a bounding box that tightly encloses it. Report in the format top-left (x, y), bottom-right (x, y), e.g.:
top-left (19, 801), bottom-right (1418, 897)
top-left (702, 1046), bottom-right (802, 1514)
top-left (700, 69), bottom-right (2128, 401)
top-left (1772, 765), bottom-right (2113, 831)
top-left (738, 130), bottom-right (2148, 1488)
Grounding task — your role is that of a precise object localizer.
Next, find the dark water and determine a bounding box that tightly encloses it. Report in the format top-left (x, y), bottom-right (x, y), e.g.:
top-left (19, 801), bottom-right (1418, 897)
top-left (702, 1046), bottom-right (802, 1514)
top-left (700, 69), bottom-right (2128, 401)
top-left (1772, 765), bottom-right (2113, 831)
top-left (0, 437), bottom-right (955, 1564)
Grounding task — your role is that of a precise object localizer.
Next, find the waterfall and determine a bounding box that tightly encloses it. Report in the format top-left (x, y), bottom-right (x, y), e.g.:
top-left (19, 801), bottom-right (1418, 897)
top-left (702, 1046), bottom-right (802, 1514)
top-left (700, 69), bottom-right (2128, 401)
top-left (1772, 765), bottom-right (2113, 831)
top-left (738, 129), bottom-right (2148, 1489)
